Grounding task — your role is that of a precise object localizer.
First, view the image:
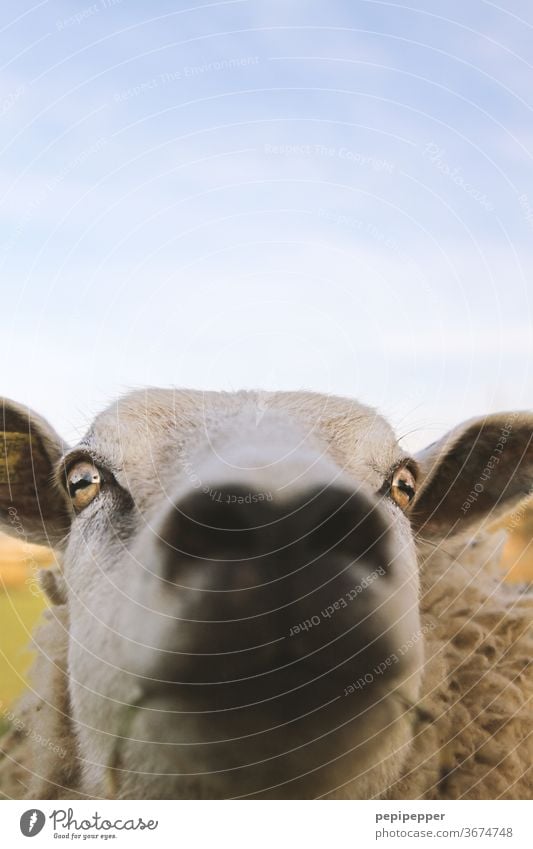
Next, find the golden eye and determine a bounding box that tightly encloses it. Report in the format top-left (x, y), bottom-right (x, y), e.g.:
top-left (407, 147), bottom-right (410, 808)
top-left (390, 466), bottom-right (417, 510)
top-left (66, 461), bottom-right (101, 511)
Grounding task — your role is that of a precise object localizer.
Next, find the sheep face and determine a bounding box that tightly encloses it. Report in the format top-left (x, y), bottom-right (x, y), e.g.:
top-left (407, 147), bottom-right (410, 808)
top-left (1, 391), bottom-right (531, 799)
top-left (62, 390), bottom-right (422, 799)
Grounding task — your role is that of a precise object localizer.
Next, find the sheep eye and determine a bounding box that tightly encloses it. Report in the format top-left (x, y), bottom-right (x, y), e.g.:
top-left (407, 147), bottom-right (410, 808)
top-left (390, 466), bottom-right (417, 510)
top-left (66, 461), bottom-right (101, 511)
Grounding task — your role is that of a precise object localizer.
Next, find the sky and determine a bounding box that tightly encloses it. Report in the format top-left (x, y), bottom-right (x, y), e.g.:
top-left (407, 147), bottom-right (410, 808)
top-left (0, 0), bottom-right (532, 451)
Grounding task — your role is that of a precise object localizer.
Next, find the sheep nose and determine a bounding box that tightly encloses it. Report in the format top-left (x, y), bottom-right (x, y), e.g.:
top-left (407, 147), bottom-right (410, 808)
top-left (144, 483), bottom-right (396, 704)
top-left (158, 483), bottom-right (391, 581)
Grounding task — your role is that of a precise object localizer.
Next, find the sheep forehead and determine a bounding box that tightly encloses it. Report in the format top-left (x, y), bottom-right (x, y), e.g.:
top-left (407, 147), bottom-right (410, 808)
top-left (79, 388), bottom-right (402, 493)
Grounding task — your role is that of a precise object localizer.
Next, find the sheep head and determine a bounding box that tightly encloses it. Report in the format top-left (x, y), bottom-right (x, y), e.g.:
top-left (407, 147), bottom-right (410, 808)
top-left (1, 391), bottom-right (531, 799)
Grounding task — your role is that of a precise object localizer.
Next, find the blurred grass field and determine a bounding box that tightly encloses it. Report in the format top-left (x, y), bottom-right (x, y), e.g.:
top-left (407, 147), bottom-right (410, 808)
top-left (0, 503), bottom-right (532, 711)
top-left (0, 589), bottom-right (47, 708)
top-left (0, 536), bottom-right (53, 710)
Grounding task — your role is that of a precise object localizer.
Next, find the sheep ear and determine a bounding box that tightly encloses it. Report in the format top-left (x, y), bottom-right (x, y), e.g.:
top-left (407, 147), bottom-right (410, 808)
top-left (410, 411), bottom-right (533, 538)
top-left (0, 398), bottom-right (71, 547)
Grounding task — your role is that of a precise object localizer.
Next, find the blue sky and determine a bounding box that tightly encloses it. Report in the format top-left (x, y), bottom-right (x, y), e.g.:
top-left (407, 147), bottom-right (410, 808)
top-left (1, 0), bottom-right (532, 449)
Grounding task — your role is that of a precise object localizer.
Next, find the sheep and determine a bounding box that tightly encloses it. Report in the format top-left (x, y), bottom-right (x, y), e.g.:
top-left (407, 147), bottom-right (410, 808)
top-left (0, 389), bottom-right (531, 800)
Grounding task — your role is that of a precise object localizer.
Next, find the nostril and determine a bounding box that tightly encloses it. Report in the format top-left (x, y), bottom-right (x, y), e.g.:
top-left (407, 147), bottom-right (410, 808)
top-left (158, 485), bottom-right (274, 563)
top-left (306, 487), bottom-right (391, 567)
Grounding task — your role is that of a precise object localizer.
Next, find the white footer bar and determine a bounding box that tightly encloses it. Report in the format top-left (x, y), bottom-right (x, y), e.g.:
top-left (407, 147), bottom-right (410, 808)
top-left (1, 799), bottom-right (530, 848)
